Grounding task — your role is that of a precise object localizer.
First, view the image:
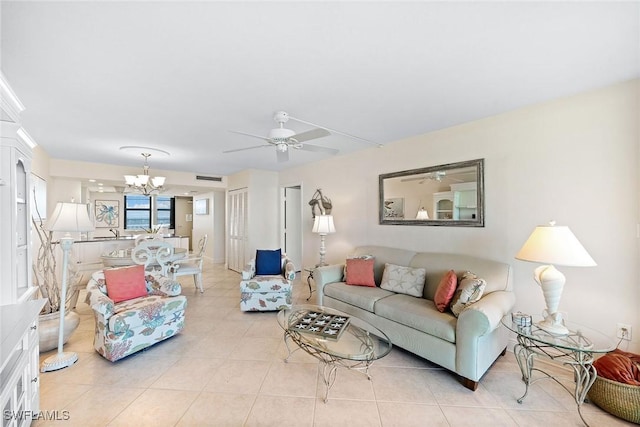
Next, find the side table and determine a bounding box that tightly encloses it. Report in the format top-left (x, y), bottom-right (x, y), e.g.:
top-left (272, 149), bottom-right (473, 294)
top-left (501, 315), bottom-right (615, 427)
top-left (303, 267), bottom-right (315, 301)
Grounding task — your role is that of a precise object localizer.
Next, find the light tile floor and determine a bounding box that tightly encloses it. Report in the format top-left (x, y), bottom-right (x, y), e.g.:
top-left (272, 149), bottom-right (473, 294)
top-left (36, 263), bottom-right (633, 426)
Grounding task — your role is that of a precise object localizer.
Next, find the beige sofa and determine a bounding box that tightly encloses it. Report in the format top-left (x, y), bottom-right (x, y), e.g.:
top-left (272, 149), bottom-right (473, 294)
top-left (315, 245), bottom-right (515, 390)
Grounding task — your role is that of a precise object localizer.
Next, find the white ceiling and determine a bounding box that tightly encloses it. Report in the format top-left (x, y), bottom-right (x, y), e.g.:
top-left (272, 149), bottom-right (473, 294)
top-left (2, 1), bottom-right (639, 177)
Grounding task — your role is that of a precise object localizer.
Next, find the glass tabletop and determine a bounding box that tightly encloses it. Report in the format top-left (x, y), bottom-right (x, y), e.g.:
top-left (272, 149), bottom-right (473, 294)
top-left (277, 304), bottom-right (392, 361)
top-left (501, 314), bottom-right (616, 353)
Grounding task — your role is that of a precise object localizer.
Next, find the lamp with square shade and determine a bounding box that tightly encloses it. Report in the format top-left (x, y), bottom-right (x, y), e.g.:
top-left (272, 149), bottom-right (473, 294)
top-left (41, 202), bottom-right (94, 372)
top-left (515, 221), bottom-right (596, 335)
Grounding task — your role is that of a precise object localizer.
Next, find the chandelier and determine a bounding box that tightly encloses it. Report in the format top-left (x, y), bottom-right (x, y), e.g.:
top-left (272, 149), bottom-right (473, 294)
top-left (124, 153), bottom-right (166, 196)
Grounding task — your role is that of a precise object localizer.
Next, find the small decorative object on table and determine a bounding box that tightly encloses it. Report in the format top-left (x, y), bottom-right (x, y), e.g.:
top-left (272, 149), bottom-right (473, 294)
top-left (289, 310), bottom-right (350, 341)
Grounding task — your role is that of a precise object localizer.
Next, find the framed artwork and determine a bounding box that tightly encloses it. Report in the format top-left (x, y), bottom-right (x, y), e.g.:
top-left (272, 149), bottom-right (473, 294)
top-left (194, 198), bottom-right (209, 215)
top-left (95, 200), bottom-right (119, 228)
top-left (383, 198), bottom-right (404, 219)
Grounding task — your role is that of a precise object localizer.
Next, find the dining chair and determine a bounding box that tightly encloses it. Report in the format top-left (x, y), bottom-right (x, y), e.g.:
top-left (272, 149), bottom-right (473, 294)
top-left (169, 234), bottom-right (207, 293)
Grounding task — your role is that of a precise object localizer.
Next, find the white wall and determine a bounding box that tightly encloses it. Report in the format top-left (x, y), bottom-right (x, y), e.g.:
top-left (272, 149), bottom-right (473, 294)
top-left (192, 191), bottom-right (226, 264)
top-left (280, 79), bottom-right (640, 351)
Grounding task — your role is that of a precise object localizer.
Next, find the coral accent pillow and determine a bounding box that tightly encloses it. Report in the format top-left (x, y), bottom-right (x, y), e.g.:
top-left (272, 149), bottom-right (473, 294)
top-left (434, 270), bottom-right (458, 312)
top-left (104, 265), bottom-right (148, 303)
top-left (345, 258), bottom-right (376, 287)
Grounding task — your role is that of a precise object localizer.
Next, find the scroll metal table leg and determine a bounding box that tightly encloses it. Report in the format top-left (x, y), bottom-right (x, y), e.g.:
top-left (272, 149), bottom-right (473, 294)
top-left (321, 361), bottom-right (338, 403)
top-left (306, 272), bottom-right (315, 301)
top-left (514, 340), bottom-right (535, 403)
top-left (565, 360), bottom-right (597, 427)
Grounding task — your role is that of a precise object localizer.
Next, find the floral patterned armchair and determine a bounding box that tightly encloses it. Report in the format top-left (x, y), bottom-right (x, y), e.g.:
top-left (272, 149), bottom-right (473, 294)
top-left (85, 270), bottom-right (187, 361)
top-left (240, 253), bottom-right (295, 312)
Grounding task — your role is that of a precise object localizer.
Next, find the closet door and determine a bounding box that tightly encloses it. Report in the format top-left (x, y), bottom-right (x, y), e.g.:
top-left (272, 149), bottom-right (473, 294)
top-left (227, 188), bottom-right (248, 273)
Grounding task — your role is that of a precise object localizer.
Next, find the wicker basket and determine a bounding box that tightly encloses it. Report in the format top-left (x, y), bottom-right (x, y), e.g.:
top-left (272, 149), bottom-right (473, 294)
top-left (587, 376), bottom-right (640, 424)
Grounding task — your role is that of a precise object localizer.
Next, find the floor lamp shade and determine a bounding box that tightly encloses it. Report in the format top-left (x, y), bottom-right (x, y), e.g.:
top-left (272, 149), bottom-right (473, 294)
top-left (41, 202), bottom-right (94, 372)
top-left (45, 202), bottom-right (95, 233)
top-left (515, 222), bottom-right (595, 335)
top-left (312, 215), bottom-right (335, 267)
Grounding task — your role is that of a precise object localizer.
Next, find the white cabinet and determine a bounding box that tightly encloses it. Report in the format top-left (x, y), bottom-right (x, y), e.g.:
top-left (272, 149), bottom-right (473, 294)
top-left (451, 182), bottom-right (477, 220)
top-left (1, 74), bottom-right (34, 306)
top-left (0, 299), bottom-right (46, 426)
top-left (433, 191), bottom-right (454, 220)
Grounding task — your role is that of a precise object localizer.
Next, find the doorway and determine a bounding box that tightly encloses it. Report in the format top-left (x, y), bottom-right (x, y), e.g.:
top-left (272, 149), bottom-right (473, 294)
top-left (281, 185), bottom-right (302, 271)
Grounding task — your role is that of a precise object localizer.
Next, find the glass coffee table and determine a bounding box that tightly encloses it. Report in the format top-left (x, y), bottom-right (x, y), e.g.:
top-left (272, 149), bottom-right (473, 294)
top-left (501, 314), bottom-right (615, 427)
top-left (277, 304), bottom-right (392, 402)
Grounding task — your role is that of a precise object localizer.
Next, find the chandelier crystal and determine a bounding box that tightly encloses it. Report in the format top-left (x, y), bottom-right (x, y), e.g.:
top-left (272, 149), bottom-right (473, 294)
top-left (124, 153), bottom-right (166, 196)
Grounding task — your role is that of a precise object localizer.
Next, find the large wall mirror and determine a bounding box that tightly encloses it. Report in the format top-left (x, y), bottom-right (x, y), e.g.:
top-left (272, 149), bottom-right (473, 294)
top-left (379, 158), bottom-right (484, 227)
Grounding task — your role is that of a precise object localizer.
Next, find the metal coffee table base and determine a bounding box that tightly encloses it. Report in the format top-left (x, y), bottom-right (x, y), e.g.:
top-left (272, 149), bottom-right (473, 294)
top-left (283, 331), bottom-right (376, 403)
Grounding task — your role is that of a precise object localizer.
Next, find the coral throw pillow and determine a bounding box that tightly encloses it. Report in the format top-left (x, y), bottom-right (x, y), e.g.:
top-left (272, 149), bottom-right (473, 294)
top-left (255, 248), bottom-right (282, 275)
top-left (434, 269), bottom-right (458, 312)
top-left (104, 265), bottom-right (148, 303)
top-left (345, 258), bottom-right (376, 287)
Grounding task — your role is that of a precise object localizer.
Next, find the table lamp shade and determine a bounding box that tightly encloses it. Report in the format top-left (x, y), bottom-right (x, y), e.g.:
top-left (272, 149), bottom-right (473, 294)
top-left (515, 224), bottom-right (595, 267)
top-left (45, 202), bottom-right (94, 233)
top-left (312, 215), bottom-right (336, 235)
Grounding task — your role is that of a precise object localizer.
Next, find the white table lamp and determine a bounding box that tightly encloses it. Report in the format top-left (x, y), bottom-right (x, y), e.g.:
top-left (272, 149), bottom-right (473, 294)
top-left (41, 202), bottom-right (94, 372)
top-left (312, 214), bottom-right (335, 267)
top-left (515, 221), bottom-right (596, 335)
top-left (416, 207), bottom-right (429, 220)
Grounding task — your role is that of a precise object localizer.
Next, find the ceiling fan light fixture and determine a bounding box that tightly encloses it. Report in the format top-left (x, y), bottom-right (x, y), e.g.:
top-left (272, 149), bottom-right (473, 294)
top-left (276, 143), bottom-right (288, 152)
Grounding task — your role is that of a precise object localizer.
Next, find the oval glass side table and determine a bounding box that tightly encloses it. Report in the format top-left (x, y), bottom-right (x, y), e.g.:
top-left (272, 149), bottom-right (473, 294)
top-left (501, 314), bottom-right (615, 427)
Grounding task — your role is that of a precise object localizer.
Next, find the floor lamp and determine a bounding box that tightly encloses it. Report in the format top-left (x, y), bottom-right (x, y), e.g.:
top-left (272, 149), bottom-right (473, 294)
top-left (41, 202), bottom-right (94, 372)
top-left (312, 214), bottom-right (335, 267)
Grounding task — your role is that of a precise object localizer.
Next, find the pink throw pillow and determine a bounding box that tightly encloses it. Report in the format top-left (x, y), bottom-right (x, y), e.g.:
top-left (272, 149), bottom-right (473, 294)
top-left (345, 258), bottom-right (376, 287)
top-left (104, 265), bottom-right (148, 303)
top-left (434, 270), bottom-right (457, 312)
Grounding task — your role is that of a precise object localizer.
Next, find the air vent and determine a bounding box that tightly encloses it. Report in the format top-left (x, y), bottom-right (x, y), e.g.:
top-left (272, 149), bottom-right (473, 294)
top-left (196, 175), bottom-right (223, 182)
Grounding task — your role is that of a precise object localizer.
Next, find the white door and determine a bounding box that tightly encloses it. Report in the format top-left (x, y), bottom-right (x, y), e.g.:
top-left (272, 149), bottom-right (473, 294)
top-left (282, 186), bottom-right (302, 271)
top-left (174, 197), bottom-right (193, 250)
top-left (228, 188), bottom-right (248, 273)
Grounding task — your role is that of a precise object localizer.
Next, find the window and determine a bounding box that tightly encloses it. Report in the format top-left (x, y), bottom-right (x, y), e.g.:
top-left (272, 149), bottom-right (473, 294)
top-left (124, 195), bottom-right (175, 230)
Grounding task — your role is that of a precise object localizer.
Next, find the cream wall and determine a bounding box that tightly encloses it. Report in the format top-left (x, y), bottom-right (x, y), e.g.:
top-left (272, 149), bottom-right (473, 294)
top-left (280, 79), bottom-right (640, 352)
top-left (192, 191), bottom-right (226, 264)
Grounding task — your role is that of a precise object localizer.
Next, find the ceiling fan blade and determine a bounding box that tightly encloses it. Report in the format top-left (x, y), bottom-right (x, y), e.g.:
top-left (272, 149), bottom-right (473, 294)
top-left (223, 145), bottom-right (272, 154)
top-left (276, 149), bottom-right (289, 163)
top-left (288, 115), bottom-right (383, 147)
top-left (229, 130), bottom-right (270, 142)
top-left (291, 128), bottom-right (330, 143)
top-left (298, 143), bottom-right (339, 155)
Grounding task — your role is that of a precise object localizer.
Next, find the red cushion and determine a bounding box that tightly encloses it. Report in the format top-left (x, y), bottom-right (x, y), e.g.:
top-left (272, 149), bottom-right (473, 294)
top-left (345, 258), bottom-right (376, 287)
top-left (434, 270), bottom-right (457, 312)
top-left (104, 265), bottom-right (148, 303)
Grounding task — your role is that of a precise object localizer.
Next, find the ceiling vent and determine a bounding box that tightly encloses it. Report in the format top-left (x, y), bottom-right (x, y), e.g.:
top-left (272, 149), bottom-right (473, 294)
top-left (196, 175), bottom-right (223, 182)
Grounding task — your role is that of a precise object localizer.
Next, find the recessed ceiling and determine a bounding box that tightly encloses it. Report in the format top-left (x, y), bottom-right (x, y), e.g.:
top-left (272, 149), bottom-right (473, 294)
top-left (2, 1), bottom-right (638, 176)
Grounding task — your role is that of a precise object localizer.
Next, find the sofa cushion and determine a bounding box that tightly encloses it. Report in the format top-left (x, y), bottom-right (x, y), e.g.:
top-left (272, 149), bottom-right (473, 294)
top-left (255, 249), bottom-right (282, 275)
top-left (104, 265), bottom-right (148, 303)
top-left (380, 263), bottom-right (426, 297)
top-left (345, 258), bottom-right (376, 287)
top-left (374, 294), bottom-right (457, 343)
top-left (434, 270), bottom-right (457, 312)
top-left (323, 282), bottom-right (394, 312)
top-left (450, 271), bottom-right (487, 317)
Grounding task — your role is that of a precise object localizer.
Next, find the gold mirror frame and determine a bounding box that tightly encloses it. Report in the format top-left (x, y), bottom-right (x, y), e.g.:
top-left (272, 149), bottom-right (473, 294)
top-left (379, 158), bottom-right (484, 227)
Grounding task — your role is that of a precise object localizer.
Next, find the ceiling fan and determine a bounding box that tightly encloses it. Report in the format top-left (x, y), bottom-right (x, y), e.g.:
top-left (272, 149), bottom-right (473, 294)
top-left (401, 171), bottom-right (462, 184)
top-left (224, 111), bottom-right (336, 162)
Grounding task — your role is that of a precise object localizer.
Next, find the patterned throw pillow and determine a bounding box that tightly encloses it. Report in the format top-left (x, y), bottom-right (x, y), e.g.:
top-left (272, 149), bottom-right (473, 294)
top-left (434, 269), bottom-right (458, 312)
top-left (450, 271), bottom-right (487, 317)
top-left (380, 263), bottom-right (426, 297)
